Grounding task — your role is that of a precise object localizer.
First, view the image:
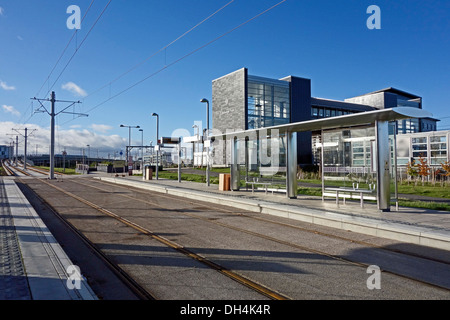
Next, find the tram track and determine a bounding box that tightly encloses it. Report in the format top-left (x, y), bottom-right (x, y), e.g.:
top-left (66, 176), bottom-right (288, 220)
top-left (1, 160), bottom-right (16, 176)
top-left (2, 160), bottom-right (30, 177)
top-left (5, 168), bottom-right (157, 300)
top-left (21, 177), bottom-right (291, 300)
top-left (78, 178), bottom-right (450, 267)
top-left (23, 177), bottom-right (450, 298)
top-left (20, 182), bottom-right (157, 300)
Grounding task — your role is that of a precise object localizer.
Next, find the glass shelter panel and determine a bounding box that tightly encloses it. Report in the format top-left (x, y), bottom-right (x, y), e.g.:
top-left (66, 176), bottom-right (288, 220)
top-left (319, 122), bottom-right (399, 209)
top-left (321, 126), bottom-right (377, 190)
top-left (232, 130), bottom-right (288, 192)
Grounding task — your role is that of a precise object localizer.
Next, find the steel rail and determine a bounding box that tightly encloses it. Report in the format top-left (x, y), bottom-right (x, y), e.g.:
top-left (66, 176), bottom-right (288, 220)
top-left (73, 178), bottom-right (450, 292)
top-left (17, 180), bottom-right (157, 301)
top-left (36, 178), bottom-right (291, 300)
top-left (83, 178), bottom-right (450, 266)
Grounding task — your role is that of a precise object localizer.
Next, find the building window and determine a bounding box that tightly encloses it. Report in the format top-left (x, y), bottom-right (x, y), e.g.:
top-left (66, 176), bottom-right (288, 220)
top-left (412, 136), bottom-right (428, 159)
top-left (247, 77), bottom-right (290, 129)
top-left (430, 136), bottom-right (447, 165)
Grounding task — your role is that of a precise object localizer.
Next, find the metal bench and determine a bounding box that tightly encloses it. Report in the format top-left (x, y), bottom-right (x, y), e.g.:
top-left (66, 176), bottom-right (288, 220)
top-left (324, 186), bottom-right (376, 208)
top-left (245, 178), bottom-right (273, 194)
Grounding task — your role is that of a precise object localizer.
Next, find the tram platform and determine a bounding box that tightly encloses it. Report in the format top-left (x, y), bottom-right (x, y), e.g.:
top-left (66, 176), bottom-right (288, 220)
top-left (0, 177), bottom-right (97, 300)
top-left (95, 174), bottom-right (450, 252)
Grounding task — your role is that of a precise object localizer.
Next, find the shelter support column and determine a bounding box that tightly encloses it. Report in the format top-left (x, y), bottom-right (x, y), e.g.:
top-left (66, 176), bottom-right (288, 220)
top-left (286, 131), bottom-right (298, 199)
top-left (231, 137), bottom-right (240, 191)
top-left (376, 120), bottom-right (391, 212)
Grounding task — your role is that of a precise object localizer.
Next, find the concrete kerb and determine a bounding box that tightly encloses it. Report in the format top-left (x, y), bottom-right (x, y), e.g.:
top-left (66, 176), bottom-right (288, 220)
top-left (95, 177), bottom-right (450, 251)
top-left (4, 179), bottom-right (98, 300)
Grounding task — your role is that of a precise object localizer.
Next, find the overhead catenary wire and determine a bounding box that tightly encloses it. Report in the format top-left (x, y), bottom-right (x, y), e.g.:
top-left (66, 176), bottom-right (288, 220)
top-left (35, 0), bottom-right (96, 99)
top-left (44, 0), bottom-right (113, 99)
top-left (84, 0), bottom-right (235, 100)
top-left (79, 0), bottom-right (288, 117)
top-left (17, 0), bottom-right (238, 135)
top-left (19, 0), bottom-right (98, 126)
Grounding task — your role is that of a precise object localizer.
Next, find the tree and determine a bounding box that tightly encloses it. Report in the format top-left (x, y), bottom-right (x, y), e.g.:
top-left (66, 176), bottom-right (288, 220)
top-left (441, 161), bottom-right (450, 185)
top-left (406, 159), bottom-right (418, 184)
top-left (417, 155), bottom-right (430, 186)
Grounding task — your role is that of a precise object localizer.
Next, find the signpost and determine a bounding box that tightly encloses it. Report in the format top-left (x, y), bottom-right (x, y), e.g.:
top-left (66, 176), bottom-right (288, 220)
top-left (161, 137), bottom-right (182, 182)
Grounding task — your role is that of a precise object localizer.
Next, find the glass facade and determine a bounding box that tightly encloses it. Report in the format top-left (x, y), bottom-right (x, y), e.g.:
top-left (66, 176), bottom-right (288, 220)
top-left (247, 76), bottom-right (290, 129)
top-left (430, 135), bottom-right (448, 165)
top-left (397, 118), bottom-right (420, 134)
top-left (311, 107), bottom-right (355, 119)
top-left (397, 98), bottom-right (420, 108)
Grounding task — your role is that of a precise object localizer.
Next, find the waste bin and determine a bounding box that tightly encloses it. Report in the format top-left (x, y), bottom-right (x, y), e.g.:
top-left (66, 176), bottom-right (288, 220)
top-left (219, 174), bottom-right (231, 191)
top-left (145, 166), bottom-right (153, 180)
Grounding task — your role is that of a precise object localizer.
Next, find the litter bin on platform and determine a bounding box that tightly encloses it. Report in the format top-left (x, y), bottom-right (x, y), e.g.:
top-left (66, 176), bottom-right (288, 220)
top-left (219, 174), bottom-right (230, 191)
top-left (145, 166), bottom-right (153, 180)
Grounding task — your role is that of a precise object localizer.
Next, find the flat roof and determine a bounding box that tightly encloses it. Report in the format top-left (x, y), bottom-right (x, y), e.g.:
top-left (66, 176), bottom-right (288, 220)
top-left (311, 97), bottom-right (374, 111)
top-left (351, 87), bottom-right (422, 100)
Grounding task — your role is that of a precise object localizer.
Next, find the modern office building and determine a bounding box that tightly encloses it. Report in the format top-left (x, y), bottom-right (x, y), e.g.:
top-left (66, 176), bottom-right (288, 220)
top-left (212, 68), bottom-right (439, 167)
top-left (396, 130), bottom-right (450, 167)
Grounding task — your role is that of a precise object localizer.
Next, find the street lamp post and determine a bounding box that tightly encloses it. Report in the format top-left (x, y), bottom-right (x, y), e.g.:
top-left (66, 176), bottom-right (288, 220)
top-left (120, 124), bottom-right (140, 176)
top-left (201, 98), bottom-right (210, 186)
top-left (192, 124), bottom-right (198, 167)
top-left (87, 144), bottom-right (90, 174)
top-left (152, 113), bottom-right (159, 180)
top-left (139, 128), bottom-right (144, 180)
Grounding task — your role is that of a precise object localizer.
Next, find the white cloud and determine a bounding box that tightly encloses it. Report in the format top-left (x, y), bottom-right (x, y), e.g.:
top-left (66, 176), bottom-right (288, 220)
top-left (17, 35), bottom-right (23, 41)
top-left (2, 105), bottom-right (20, 117)
top-left (91, 124), bottom-right (113, 133)
top-left (0, 121), bottom-right (126, 156)
top-left (0, 7), bottom-right (4, 16)
top-left (0, 80), bottom-right (16, 91)
top-left (62, 82), bottom-right (87, 97)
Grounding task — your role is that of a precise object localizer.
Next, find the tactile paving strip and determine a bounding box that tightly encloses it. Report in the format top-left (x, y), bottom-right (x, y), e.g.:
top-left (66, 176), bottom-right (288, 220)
top-left (0, 178), bottom-right (31, 300)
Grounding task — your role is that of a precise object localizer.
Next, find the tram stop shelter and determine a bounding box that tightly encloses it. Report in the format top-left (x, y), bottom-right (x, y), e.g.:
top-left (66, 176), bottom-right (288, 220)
top-left (211, 107), bottom-right (432, 212)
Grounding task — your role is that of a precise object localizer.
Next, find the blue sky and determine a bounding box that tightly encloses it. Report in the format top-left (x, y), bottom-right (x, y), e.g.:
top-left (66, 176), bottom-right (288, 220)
top-left (1, 0), bottom-right (449, 157)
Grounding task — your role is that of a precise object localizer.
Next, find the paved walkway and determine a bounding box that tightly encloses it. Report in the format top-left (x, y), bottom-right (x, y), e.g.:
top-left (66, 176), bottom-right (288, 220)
top-left (0, 177), bottom-right (97, 300)
top-left (94, 173), bottom-right (450, 251)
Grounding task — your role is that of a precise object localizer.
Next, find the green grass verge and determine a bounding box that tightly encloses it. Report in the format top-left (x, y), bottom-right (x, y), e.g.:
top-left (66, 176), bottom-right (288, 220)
top-left (146, 171), bottom-right (450, 212)
top-left (396, 199), bottom-right (450, 211)
top-left (154, 171), bottom-right (220, 184)
top-left (36, 166), bottom-right (79, 175)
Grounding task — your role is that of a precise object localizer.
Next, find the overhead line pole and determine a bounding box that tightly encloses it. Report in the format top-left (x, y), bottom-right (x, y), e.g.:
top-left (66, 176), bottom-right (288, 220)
top-left (12, 128), bottom-right (37, 170)
top-left (32, 91), bottom-right (87, 179)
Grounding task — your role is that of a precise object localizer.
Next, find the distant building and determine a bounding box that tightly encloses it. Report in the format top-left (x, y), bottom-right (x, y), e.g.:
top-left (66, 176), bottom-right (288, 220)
top-left (212, 68), bottom-right (440, 166)
top-left (0, 145), bottom-right (13, 160)
top-left (396, 130), bottom-right (450, 167)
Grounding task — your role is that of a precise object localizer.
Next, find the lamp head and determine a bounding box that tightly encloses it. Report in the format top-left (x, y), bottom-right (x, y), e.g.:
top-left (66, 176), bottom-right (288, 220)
top-left (200, 98), bottom-right (208, 103)
top-left (152, 113), bottom-right (158, 117)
